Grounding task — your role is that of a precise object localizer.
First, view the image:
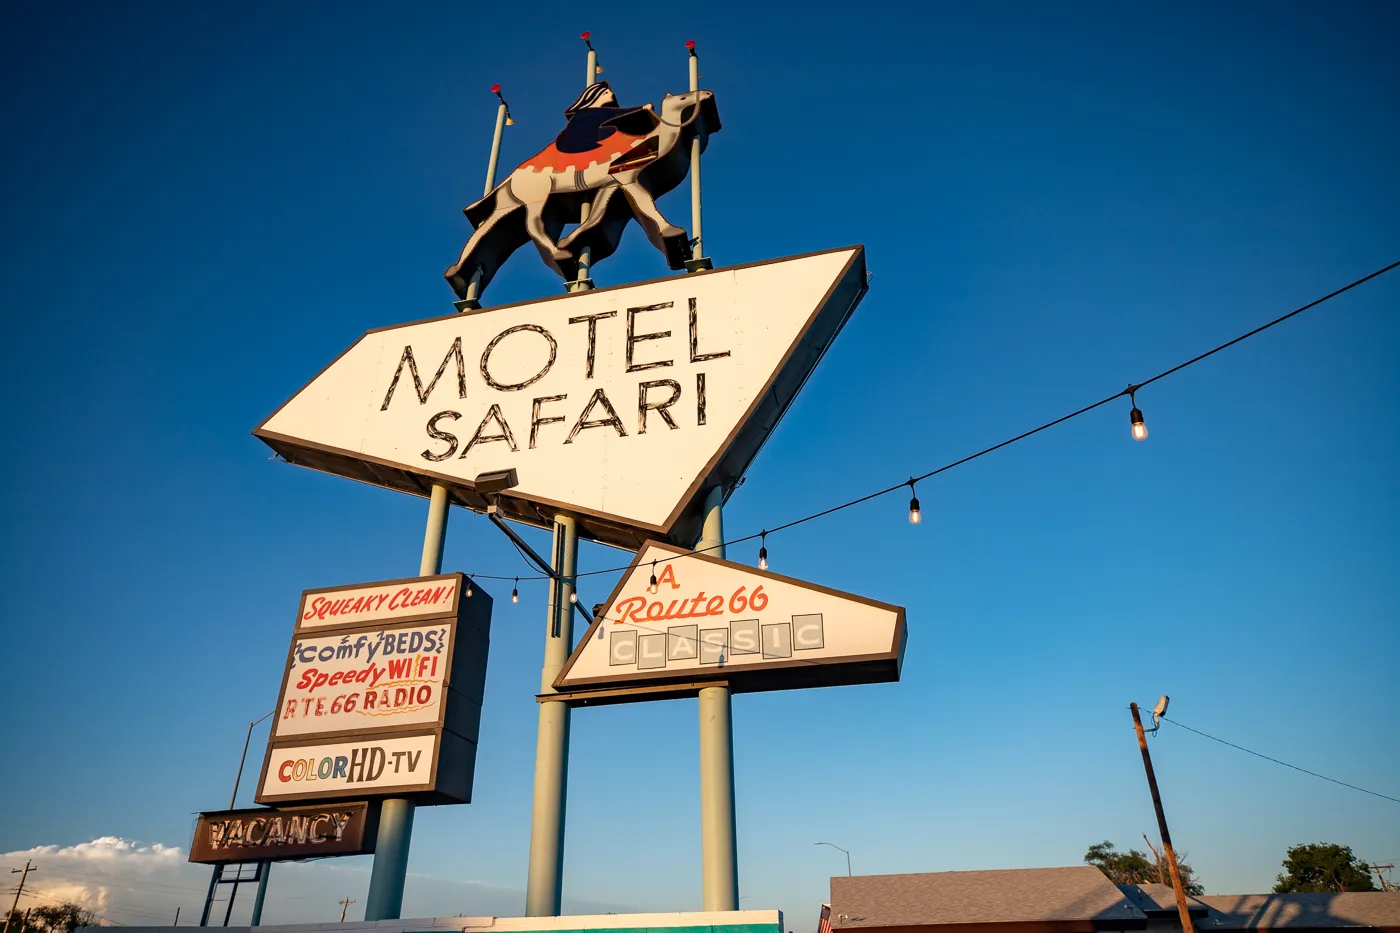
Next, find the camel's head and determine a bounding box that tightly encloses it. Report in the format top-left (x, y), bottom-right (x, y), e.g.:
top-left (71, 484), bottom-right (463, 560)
top-left (658, 88), bottom-right (721, 136)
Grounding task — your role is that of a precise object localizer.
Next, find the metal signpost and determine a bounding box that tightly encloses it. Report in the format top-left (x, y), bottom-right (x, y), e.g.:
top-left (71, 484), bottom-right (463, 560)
top-left (231, 34), bottom-right (899, 925)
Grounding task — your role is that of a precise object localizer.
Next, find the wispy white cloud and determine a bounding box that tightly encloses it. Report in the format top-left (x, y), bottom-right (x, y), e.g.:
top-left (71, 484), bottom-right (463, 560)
top-left (1, 838), bottom-right (631, 927)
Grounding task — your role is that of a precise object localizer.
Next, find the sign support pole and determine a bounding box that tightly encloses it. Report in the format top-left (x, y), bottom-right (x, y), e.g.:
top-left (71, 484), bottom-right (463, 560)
top-left (249, 864), bottom-right (270, 926)
top-left (523, 37), bottom-right (594, 912)
top-left (364, 484), bottom-right (449, 919)
top-left (525, 514), bottom-right (578, 915)
top-left (688, 42), bottom-right (735, 911)
top-left (462, 91), bottom-right (510, 308)
top-left (571, 40), bottom-right (600, 293)
top-left (696, 486), bottom-right (739, 909)
top-left (688, 43), bottom-right (704, 262)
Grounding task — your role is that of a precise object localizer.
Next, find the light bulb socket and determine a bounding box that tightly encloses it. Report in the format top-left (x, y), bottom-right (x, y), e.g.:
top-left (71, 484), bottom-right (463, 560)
top-left (909, 496), bottom-right (921, 524)
top-left (1130, 406), bottom-right (1144, 426)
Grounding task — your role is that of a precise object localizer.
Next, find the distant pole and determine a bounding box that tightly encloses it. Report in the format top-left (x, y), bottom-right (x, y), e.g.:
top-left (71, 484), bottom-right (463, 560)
top-left (815, 841), bottom-right (851, 876)
top-left (4, 862), bottom-right (35, 933)
top-left (1130, 703), bottom-right (1195, 933)
top-left (697, 487), bottom-right (738, 910)
top-left (338, 898), bottom-right (356, 923)
top-left (249, 864), bottom-right (270, 926)
top-left (200, 710), bottom-right (273, 927)
top-left (687, 41), bottom-right (703, 262)
top-left (173, 907), bottom-right (180, 926)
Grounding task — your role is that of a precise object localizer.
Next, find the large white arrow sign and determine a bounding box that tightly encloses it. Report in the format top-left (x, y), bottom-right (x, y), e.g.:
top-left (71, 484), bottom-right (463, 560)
top-left (555, 541), bottom-right (905, 704)
top-left (256, 247), bottom-right (866, 549)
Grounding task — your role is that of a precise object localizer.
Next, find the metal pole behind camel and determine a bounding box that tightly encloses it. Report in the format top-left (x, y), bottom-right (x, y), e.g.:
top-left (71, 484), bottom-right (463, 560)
top-left (573, 32), bottom-right (601, 293)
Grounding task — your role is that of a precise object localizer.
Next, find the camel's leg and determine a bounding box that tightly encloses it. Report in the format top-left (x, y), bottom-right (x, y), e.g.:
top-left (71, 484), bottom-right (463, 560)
top-left (619, 181), bottom-right (691, 269)
top-left (522, 199), bottom-right (571, 264)
top-left (445, 188), bottom-right (523, 279)
top-left (559, 185), bottom-right (621, 250)
top-left (618, 182), bottom-right (687, 252)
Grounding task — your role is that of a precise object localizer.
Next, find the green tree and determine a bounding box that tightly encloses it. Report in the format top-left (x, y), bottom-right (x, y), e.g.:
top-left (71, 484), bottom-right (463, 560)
top-left (1274, 843), bottom-right (1377, 893)
top-left (1086, 839), bottom-right (1205, 895)
top-left (26, 903), bottom-right (100, 933)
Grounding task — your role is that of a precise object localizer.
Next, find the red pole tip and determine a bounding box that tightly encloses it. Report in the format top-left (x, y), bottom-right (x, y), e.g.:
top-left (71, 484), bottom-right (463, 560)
top-left (490, 84), bottom-right (501, 93)
top-left (580, 31), bottom-right (591, 40)
top-left (685, 40), bottom-right (696, 49)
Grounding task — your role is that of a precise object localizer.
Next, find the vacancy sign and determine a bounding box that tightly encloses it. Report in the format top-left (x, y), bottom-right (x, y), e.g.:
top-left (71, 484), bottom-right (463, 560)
top-left (555, 541), bottom-right (905, 702)
top-left (255, 247), bottom-right (867, 549)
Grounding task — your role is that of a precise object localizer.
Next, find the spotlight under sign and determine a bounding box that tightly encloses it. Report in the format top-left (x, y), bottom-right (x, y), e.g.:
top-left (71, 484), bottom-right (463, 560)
top-left (553, 541), bottom-right (905, 705)
top-left (254, 247), bottom-right (867, 549)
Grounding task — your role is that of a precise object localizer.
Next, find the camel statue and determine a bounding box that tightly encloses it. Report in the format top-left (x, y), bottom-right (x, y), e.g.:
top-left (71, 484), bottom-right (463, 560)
top-left (445, 83), bottom-right (721, 301)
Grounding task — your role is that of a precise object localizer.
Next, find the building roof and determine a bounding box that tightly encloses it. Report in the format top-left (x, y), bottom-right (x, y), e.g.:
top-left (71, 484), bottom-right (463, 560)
top-left (1196, 894), bottom-right (1400, 931)
top-left (829, 867), bottom-right (1148, 930)
top-left (1118, 884), bottom-right (1210, 918)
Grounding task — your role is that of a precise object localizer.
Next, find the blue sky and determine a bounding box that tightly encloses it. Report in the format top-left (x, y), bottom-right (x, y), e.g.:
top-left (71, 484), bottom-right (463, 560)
top-left (2, 0), bottom-right (1397, 925)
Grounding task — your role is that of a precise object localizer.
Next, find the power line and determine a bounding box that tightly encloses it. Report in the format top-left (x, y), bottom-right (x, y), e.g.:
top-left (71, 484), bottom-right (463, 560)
top-left (1160, 717), bottom-right (1400, 805)
top-left (460, 257), bottom-right (1400, 585)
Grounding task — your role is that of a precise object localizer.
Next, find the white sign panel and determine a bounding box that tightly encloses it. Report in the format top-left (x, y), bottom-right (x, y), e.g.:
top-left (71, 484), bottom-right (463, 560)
top-left (273, 622), bottom-right (455, 738)
top-left (255, 247), bottom-right (867, 548)
top-left (556, 541), bottom-right (905, 700)
top-left (258, 733), bottom-right (439, 801)
top-left (295, 574), bottom-right (462, 632)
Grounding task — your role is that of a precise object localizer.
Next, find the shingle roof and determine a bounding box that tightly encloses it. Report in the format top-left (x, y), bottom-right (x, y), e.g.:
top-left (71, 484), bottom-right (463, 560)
top-left (829, 867), bottom-right (1148, 929)
top-left (1118, 884), bottom-right (1209, 917)
top-left (1196, 894), bottom-right (1400, 931)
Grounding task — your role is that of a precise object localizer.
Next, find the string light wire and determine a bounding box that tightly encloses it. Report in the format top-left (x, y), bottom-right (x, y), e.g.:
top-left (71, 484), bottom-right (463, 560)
top-left (458, 258), bottom-right (1400, 585)
top-left (1161, 716), bottom-right (1400, 805)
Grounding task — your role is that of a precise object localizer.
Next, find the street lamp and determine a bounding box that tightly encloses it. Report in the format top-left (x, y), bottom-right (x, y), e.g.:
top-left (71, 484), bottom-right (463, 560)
top-left (814, 841), bottom-right (852, 876)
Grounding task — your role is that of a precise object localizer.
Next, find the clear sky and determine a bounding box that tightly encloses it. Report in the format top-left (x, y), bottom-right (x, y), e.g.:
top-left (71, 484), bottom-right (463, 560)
top-left (2, 0), bottom-right (1398, 926)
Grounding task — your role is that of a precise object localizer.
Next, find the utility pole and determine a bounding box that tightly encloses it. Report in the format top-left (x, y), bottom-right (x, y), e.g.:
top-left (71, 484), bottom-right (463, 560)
top-left (1371, 864), bottom-right (1395, 893)
top-left (1130, 704), bottom-right (1195, 933)
top-left (338, 898), bottom-right (356, 922)
top-left (4, 862), bottom-right (35, 933)
top-left (173, 907), bottom-right (181, 926)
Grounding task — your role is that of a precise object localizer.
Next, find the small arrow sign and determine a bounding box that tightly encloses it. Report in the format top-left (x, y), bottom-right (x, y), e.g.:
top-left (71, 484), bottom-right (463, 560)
top-left (554, 541), bottom-right (905, 704)
top-left (254, 247), bottom-right (866, 549)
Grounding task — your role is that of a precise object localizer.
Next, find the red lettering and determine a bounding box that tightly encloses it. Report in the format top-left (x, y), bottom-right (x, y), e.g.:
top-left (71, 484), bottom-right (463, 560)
top-left (389, 587), bottom-right (411, 610)
top-left (296, 670), bottom-right (316, 690)
top-left (657, 564), bottom-right (679, 589)
top-left (706, 595), bottom-right (724, 614)
top-left (278, 761), bottom-right (293, 782)
top-left (303, 597), bottom-right (323, 621)
top-left (616, 596), bottom-right (646, 623)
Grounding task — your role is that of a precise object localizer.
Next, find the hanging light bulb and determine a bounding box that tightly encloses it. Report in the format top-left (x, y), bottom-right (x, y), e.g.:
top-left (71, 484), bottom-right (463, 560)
top-left (1128, 389), bottom-right (1148, 441)
top-left (569, 590), bottom-right (578, 604)
top-left (465, 576), bottom-right (474, 598)
top-left (511, 578), bottom-right (519, 604)
top-left (908, 480), bottom-right (922, 525)
top-left (647, 561), bottom-right (659, 594)
top-left (758, 532), bottom-right (768, 571)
